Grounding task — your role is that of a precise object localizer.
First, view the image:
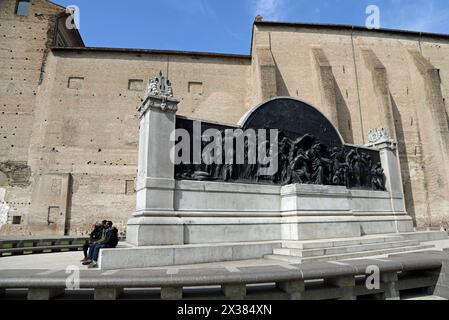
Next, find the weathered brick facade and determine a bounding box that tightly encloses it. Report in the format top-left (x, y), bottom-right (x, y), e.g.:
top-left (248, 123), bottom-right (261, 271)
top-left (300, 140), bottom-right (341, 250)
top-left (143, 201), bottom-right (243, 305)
top-left (0, 0), bottom-right (448, 235)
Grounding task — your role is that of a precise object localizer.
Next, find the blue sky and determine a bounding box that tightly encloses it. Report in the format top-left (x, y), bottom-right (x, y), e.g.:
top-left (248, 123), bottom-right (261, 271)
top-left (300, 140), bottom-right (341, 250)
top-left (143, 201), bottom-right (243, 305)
top-left (54, 0), bottom-right (449, 55)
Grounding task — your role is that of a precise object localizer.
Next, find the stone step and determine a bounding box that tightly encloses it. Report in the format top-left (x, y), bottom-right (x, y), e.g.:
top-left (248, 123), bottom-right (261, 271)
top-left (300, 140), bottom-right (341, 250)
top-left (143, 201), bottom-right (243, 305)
top-left (265, 244), bottom-right (436, 263)
top-left (402, 295), bottom-right (447, 301)
top-left (274, 240), bottom-right (421, 258)
top-left (399, 231), bottom-right (448, 242)
top-left (281, 235), bottom-right (405, 250)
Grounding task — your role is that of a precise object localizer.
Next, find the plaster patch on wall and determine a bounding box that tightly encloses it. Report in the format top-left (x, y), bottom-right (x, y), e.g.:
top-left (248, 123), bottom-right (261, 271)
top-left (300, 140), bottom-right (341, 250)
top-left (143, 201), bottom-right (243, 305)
top-left (123, 115), bottom-right (138, 145)
top-left (0, 161), bottom-right (31, 187)
top-left (0, 188), bottom-right (10, 229)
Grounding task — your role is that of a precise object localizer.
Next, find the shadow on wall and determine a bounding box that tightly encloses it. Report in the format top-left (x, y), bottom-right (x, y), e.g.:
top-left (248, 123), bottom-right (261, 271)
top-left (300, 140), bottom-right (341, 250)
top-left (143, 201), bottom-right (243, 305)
top-left (274, 57), bottom-right (290, 97)
top-left (273, 55), bottom-right (354, 145)
top-left (391, 94), bottom-right (417, 228)
top-left (335, 81), bottom-right (354, 144)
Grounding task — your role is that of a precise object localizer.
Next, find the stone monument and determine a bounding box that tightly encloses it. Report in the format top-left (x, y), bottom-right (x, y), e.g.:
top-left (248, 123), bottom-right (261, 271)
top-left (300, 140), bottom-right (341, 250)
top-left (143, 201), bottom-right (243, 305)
top-left (99, 73), bottom-right (421, 270)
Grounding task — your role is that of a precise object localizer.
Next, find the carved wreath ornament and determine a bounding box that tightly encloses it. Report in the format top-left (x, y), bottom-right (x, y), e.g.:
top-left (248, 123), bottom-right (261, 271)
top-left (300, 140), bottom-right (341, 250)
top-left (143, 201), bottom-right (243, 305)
top-left (145, 71), bottom-right (176, 111)
top-left (368, 128), bottom-right (391, 144)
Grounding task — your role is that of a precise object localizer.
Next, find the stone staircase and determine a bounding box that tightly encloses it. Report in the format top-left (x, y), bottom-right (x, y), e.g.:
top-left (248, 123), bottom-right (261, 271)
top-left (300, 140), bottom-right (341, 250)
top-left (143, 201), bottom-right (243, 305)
top-left (265, 231), bottom-right (447, 263)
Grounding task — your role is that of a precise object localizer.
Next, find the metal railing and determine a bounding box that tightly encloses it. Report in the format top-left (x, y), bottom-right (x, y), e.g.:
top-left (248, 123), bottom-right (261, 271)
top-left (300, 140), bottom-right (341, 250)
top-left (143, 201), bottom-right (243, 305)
top-left (0, 237), bottom-right (88, 257)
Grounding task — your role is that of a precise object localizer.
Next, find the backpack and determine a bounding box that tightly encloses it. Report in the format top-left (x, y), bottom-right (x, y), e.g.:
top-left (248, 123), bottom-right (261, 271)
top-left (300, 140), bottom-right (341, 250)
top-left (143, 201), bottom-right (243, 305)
top-left (109, 227), bottom-right (119, 248)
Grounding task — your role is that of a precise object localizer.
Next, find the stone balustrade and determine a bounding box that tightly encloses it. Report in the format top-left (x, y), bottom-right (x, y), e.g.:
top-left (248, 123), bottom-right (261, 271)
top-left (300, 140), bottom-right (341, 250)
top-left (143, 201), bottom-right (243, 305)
top-left (0, 251), bottom-right (446, 300)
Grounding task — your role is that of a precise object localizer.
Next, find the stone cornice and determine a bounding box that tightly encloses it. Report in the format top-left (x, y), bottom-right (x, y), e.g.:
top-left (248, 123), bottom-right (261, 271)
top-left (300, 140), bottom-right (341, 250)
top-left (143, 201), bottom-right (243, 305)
top-left (138, 95), bottom-right (180, 117)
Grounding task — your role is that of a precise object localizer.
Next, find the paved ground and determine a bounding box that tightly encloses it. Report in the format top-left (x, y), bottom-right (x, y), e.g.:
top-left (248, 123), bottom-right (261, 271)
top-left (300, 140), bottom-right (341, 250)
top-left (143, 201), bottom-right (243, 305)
top-left (2, 239), bottom-right (449, 271)
top-left (0, 250), bottom-right (285, 271)
top-left (1, 241), bottom-right (448, 300)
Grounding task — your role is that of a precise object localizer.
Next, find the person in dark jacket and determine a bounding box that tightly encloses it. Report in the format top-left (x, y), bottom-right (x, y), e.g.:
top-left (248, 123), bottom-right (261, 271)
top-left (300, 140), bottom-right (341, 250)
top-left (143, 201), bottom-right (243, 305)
top-left (80, 221), bottom-right (106, 263)
top-left (86, 221), bottom-right (119, 268)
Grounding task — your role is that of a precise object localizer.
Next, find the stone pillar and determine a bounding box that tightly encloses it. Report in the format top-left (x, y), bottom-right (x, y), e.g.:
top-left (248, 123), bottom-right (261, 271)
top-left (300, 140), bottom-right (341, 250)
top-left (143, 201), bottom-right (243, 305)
top-left (277, 280), bottom-right (305, 300)
top-left (126, 72), bottom-right (184, 246)
top-left (366, 128), bottom-right (403, 197)
top-left (325, 276), bottom-right (356, 300)
top-left (94, 288), bottom-right (123, 300)
top-left (161, 286), bottom-right (183, 300)
top-left (380, 272), bottom-right (400, 300)
top-left (222, 284), bottom-right (247, 300)
top-left (27, 288), bottom-right (65, 300)
top-left (366, 129), bottom-right (406, 214)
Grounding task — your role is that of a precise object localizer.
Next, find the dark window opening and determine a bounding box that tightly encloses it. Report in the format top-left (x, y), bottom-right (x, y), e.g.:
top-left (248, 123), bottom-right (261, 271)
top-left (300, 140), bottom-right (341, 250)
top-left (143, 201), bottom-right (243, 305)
top-left (15, 0), bottom-right (30, 16)
top-left (12, 216), bottom-right (22, 225)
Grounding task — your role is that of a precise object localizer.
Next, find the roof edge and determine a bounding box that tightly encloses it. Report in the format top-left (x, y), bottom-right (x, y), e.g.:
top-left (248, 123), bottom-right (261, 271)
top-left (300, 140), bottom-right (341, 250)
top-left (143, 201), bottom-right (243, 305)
top-left (254, 20), bottom-right (449, 40)
top-left (46, 0), bottom-right (65, 10)
top-left (50, 46), bottom-right (252, 59)
top-left (48, 1), bottom-right (85, 47)
top-left (54, 12), bottom-right (85, 47)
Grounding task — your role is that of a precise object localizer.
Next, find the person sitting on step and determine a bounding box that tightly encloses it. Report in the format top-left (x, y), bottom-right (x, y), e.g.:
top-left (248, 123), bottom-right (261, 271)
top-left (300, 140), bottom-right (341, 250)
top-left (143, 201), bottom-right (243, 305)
top-left (83, 221), bottom-right (119, 268)
top-left (80, 220), bottom-right (106, 263)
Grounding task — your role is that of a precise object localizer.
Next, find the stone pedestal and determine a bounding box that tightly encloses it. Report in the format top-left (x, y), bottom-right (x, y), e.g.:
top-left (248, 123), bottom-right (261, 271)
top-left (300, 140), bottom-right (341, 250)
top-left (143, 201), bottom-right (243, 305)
top-left (366, 130), bottom-right (401, 192)
top-left (126, 74), bottom-right (183, 246)
top-left (366, 131), bottom-right (407, 215)
top-left (371, 140), bottom-right (402, 195)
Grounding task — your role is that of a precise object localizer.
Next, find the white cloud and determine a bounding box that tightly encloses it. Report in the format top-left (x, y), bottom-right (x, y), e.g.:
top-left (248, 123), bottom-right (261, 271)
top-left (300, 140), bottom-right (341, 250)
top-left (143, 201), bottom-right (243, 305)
top-left (252, 0), bottom-right (287, 21)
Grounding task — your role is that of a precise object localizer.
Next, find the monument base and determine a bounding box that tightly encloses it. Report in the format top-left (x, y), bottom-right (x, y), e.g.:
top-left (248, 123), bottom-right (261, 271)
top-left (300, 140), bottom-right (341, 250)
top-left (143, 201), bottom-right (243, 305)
top-left (125, 181), bottom-right (415, 246)
top-left (126, 216), bottom-right (184, 246)
top-left (126, 214), bottom-right (414, 245)
top-left (99, 231), bottom-right (447, 270)
top-left (98, 182), bottom-right (431, 270)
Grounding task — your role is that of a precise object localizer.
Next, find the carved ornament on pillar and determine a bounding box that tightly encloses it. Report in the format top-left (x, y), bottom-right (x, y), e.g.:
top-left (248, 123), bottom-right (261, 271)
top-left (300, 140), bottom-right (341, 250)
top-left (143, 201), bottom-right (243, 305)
top-left (366, 128), bottom-right (397, 153)
top-left (368, 128), bottom-right (392, 144)
top-left (146, 71), bottom-right (174, 98)
top-left (139, 71), bottom-right (178, 116)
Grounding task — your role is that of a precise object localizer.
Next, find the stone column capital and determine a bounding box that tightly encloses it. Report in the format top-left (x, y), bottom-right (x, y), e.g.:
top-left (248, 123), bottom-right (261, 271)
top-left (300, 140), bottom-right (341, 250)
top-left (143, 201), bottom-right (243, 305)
top-left (138, 71), bottom-right (180, 117)
top-left (365, 128), bottom-right (397, 151)
top-left (365, 138), bottom-right (397, 151)
top-left (138, 95), bottom-right (180, 117)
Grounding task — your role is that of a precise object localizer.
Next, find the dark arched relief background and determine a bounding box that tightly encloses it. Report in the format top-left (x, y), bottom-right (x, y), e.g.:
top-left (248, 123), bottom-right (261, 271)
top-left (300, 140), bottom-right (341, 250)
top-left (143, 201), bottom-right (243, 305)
top-left (175, 98), bottom-right (385, 191)
top-left (242, 98), bottom-right (343, 148)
